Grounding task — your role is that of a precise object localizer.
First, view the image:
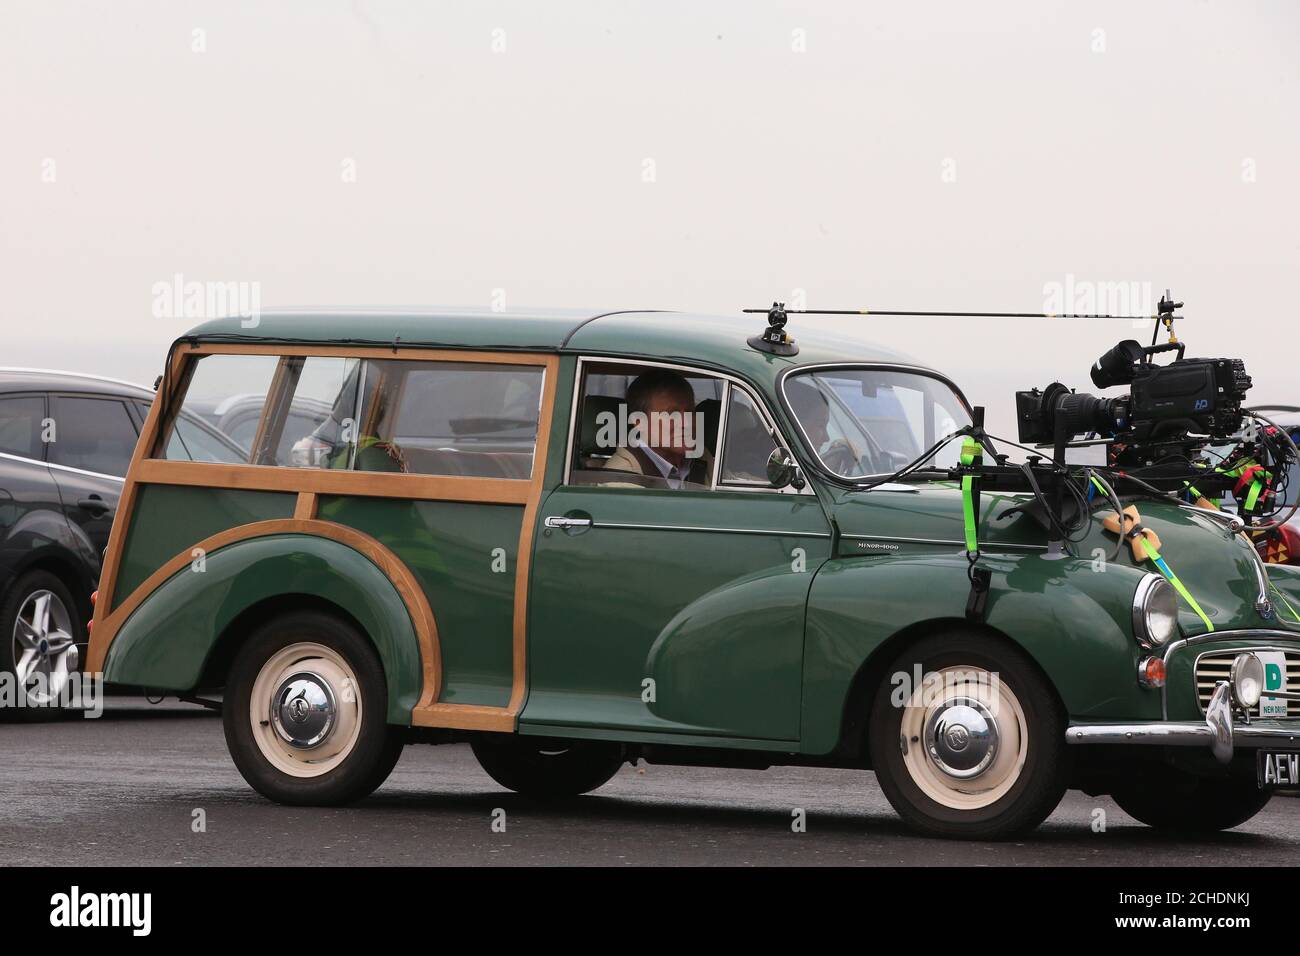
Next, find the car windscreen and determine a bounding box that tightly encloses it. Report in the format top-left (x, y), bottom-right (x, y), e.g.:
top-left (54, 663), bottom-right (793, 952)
top-left (785, 368), bottom-right (970, 479)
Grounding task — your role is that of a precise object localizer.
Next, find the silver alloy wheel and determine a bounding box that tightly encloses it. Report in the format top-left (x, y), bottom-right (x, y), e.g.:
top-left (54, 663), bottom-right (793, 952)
top-left (11, 589), bottom-right (77, 707)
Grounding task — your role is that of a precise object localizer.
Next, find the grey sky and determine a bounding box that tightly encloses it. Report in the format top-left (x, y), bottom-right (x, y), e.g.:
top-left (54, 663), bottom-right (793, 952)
top-left (2, 0), bottom-right (1297, 439)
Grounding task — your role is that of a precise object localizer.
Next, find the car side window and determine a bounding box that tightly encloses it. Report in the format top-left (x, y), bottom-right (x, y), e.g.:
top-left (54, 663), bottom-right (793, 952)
top-left (568, 362), bottom-right (722, 490)
top-left (259, 357), bottom-right (363, 468)
top-left (48, 396), bottom-right (139, 477)
top-left (719, 387), bottom-right (779, 486)
top-left (348, 360), bottom-right (545, 478)
top-left (0, 395), bottom-right (46, 460)
top-left (158, 353), bottom-right (280, 462)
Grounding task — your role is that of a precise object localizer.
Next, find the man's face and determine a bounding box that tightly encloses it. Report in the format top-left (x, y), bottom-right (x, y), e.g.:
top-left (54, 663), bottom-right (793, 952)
top-left (644, 387), bottom-right (697, 466)
top-left (799, 400), bottom-right (830, 447)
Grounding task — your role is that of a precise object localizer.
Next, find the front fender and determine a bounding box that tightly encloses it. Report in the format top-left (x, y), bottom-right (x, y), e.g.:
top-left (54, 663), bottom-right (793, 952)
top-left (801, 551), bottom-right (1155, 754)
top-left (644, 563), bottom-right (812, 740)
top-left (103, 534), bottom-right (423, 724)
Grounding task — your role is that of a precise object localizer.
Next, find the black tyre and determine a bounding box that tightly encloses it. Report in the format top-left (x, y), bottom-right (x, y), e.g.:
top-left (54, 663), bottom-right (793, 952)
top-left (471, 735), bottom-right (625, 799)
top-left (867, 630), bottom-right (1070, 839)
top-left (0, 570), bottom-right (84, 723)
top-left (1111, 769), bottom-right (1271, 832)
top-left (223, 611), bottom-right (403, 805)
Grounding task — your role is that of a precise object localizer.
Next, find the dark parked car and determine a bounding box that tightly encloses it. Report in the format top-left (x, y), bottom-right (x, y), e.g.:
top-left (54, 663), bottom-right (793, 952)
top-left (0, 368), bottom-right (158, 716)
top-left (0, 368), bottom-right (248, 716)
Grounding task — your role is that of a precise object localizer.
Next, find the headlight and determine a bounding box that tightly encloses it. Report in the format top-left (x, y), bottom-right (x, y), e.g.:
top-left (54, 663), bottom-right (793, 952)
top-left (1133, 574), bottom-right (1178, 647)
top-left (1230, 652), bottom-right (1265, 710)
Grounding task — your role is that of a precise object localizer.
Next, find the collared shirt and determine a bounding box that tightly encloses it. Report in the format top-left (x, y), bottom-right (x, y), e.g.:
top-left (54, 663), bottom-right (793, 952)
top-left (635, 442), bottom-right (693, 489)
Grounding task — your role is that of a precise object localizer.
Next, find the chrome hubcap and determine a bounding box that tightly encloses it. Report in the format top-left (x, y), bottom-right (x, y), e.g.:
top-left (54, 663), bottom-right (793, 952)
top-left (924, 697), bottom-right (999, 779)
top-left (11, 590), bottom-right (77, 705)
top-left (271, 672), bottom-right (337, 749)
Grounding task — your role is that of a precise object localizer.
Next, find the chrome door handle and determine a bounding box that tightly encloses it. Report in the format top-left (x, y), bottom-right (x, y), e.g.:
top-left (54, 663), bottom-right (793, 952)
top-left (544, 516), bottom-right (593, 530)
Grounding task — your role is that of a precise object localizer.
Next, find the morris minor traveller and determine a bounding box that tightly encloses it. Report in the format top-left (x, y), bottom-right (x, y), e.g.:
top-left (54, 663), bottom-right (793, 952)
top-left (86, 308), bottom-right (1300, 839)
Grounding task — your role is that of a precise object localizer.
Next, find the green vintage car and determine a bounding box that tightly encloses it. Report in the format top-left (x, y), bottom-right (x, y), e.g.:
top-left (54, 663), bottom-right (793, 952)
top-left (86, 308), bottom-right (1300, 839)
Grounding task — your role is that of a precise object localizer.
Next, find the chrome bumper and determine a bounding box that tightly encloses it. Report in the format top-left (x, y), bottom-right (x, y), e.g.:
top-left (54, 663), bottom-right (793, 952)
top-left (1066, 683), bottom-right (1300, 764)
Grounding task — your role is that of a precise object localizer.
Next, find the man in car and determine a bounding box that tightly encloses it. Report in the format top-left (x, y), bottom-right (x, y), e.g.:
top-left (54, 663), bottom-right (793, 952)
top-left (786, 379), bottom-right (862, 476)
top-left (601, 370), bottom-right (708, 488)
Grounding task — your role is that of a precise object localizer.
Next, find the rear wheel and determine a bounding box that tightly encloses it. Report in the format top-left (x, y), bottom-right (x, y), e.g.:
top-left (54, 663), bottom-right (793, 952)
top-left (1111, 769), bottom-right (1271, 832)
top-left (867, 631), bottom-right (1070, 839)
top-left (0, 571), bottom-right (84, 722)
top-left (471, 735), bottom-right (625, 799)
top-left (223, 611), bottom-right (403, 805)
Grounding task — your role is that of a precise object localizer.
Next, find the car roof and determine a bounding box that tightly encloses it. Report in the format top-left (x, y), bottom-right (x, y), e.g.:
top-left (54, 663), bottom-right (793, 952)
top-left (181, 308), bottom-right (935, 388)
top-left (0, 367), bottom-right (154, 398)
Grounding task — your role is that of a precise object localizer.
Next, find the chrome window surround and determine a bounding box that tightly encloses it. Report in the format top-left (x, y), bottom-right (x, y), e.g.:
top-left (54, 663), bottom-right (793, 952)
top-left (0, 450), bottom-right (125, 484)
top-left (561, 356), bottom-right (812, 495)
top-left (775, 363), bottom-right (974, 486)
top-left (1160, 629), bottom-right (1300, 719)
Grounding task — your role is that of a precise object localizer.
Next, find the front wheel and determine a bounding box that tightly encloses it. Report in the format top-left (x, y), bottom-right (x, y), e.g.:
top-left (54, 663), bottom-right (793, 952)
top-left (471, 735), bottom-right (625, 799)
top-left (1111, 770), bottom-right (1271, 832)
top-left (223, 611), bottom-right (403, 805)
top-left (867, 631), bottom-right (1070, 839)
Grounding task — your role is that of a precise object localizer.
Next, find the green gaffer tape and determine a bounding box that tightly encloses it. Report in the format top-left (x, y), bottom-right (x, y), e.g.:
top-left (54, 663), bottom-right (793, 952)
top-left (1150, 548), bottom-right (1214, 632)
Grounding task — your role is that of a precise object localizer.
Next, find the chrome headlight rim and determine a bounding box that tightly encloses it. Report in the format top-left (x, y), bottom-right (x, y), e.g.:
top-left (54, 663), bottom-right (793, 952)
top-left (1133, 573), bottom-right (1179, 648)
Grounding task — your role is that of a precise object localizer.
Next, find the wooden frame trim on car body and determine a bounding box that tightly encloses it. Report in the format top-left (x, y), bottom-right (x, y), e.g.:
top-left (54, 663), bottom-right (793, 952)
top-left (89, 340), bottom-right (561, 733)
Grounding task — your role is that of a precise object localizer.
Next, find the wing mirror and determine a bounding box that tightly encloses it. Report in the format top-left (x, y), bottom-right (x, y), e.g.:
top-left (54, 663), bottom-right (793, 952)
top-left (766, 447), bottom-right (806, 490)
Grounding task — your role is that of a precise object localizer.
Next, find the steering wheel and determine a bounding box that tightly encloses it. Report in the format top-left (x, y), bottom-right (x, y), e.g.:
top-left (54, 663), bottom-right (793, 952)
top-left (822, 438), bottom-right (864, 476)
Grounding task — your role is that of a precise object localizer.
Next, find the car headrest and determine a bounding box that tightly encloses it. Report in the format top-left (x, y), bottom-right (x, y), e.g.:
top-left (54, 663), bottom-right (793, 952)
top-left (579, 394), bottom-right (623, 456)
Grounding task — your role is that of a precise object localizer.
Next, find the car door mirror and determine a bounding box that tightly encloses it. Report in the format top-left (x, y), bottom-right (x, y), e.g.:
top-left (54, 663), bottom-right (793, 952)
top-left (766, 447), bottom-right (805, 490)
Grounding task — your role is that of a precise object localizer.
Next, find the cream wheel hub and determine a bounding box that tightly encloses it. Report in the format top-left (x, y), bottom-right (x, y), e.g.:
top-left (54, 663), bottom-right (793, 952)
top-left (250, 643), bottom-right (362, 778)
top-left (924, 698), bottom-right (998, 779)
top-left (899, 664), bottom-right (1028, 811)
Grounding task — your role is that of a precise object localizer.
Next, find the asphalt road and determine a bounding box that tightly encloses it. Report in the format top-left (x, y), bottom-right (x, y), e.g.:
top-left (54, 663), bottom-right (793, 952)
top-left (3, 701), bottom-right (1299, 866)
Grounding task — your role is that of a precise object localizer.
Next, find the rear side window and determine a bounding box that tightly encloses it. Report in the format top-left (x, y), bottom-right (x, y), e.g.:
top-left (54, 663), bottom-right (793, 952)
top-left (354, 360), bottom-right (544, 478)
top-left (0, 395), bottom-right (46, 459)
top-left (48, 396), bottom-right (139, 476)
top-left (259, 356), bottom-right (362, 468)
top-left (158, 353), bottom-right (546, 479)
top-left (158, 354), bottom-right (279, 462)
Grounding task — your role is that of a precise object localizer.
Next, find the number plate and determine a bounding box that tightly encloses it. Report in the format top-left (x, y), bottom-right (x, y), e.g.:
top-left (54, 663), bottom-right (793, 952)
top-left (1256, 651), bottom-right (1289, 718)
top-left (1257, 751), bottom-right (1300, 789)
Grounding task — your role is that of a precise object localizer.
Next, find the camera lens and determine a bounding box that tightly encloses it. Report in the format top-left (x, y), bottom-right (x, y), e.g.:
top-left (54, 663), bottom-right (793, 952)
top-left (1091, 340), bottom-right (1145, 388)
top-left (1055, 391), bottom-right (1127, 437)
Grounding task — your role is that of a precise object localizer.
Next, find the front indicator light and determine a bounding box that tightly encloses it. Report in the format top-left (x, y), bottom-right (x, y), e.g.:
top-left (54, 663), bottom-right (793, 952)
top-left (1137, 656), bottom-right (1166, 689)
top-left (1231, 652), bottom-right (1265, 710)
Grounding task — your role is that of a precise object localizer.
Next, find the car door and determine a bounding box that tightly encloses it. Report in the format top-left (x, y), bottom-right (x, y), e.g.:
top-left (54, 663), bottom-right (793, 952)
top-left (525, 359), bottom-right (832, 743)
top-left (46, 393), bottom-right (140, 566)
top-left (0, 393), bottom-right (73, 586)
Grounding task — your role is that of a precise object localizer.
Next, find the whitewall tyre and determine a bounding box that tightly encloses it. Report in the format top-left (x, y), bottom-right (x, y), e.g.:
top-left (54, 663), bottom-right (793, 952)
top-left (223, 611), bottom-right (403, 805)
top-left (868, 631), bottom-right (1070, 840)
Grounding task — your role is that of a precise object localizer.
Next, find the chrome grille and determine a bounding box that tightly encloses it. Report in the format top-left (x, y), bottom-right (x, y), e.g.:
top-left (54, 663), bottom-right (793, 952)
top-left (1196, 649), bottom-right (1300, 718)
